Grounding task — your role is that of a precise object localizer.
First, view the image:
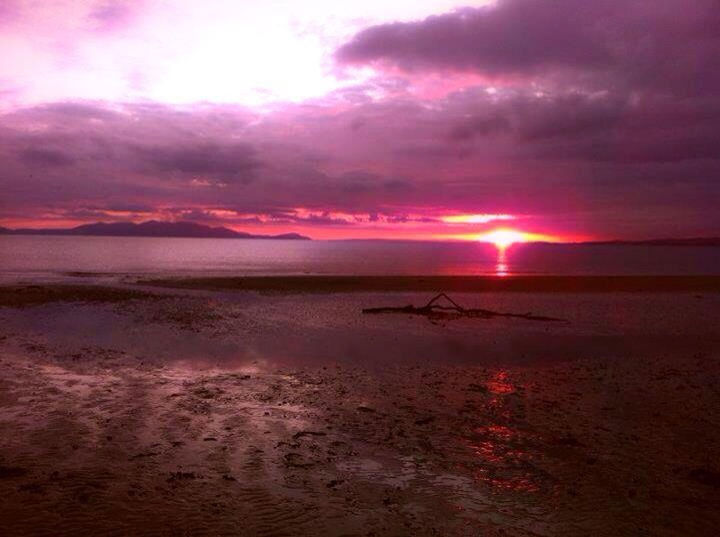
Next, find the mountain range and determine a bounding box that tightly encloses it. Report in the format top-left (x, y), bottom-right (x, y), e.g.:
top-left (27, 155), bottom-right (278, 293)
top-left (0, 221), bottom-right (311, 240)
top-left (1, 222), bottom-right (719, 245)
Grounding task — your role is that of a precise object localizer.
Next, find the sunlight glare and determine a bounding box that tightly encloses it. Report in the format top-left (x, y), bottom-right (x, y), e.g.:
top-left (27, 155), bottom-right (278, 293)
top-left (479, 229), bottom-right (529, 249)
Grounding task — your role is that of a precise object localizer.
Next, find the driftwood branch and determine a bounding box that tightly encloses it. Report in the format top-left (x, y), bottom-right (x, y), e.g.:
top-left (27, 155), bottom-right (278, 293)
top-left (362, 293), bottom-right (565, 322)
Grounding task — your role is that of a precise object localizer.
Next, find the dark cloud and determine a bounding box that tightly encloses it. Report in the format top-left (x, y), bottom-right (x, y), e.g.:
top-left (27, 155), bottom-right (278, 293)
top-left (339, 3), bottom-right (612, 74)
top-left (291, 213), bottom-right (356, 226)
top-left (104, 202), bottom-right (154, 212)
top-left (131, 142), bottom-right (261, 182)
top-left (34, 102), bottom-right (122, 120)
top-left (448, 114), bottom-right (510, 141)
top-left (19, 148), bottom-right (76, 167)
top-left (383, 179), bottom-right (413, 191)
top-left (337, 0), bottom-right (720, 96)
top-left (0, 101), bottom-right (437, 223)
top-left (512, 94), bottom-right (627, 141)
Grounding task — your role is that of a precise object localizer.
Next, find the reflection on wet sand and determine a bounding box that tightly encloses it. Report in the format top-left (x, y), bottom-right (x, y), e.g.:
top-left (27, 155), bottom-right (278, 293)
top-left (1, 285), bottom-right (720, 535)
top-left (466, 371), bottom-right (543, 495)
top-left (486, 369), bottom-right (515, 395)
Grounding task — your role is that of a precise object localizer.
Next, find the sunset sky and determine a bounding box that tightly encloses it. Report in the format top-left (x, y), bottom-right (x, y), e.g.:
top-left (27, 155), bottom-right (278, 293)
top-left (1, 0), bottom-right (718, 240)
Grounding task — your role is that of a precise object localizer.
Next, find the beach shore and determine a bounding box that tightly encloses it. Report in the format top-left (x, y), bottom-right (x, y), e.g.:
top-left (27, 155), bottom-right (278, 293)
top-left (140, 274), bottom-right (720, 293)
top-left (1, 281), bottom-right (719, 535)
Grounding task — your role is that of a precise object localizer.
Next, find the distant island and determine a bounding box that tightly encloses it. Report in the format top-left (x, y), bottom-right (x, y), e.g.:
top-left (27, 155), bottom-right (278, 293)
top-left (0, 221), bottom-right (311, 240)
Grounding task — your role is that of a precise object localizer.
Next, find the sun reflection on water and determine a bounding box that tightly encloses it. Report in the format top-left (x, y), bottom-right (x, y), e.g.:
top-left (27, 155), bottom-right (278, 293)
top-left (495, 247), bottom-right (509, 277)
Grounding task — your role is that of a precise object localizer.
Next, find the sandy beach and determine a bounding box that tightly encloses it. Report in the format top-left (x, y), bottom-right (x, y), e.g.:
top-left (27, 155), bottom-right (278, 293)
top-left (1, 279), bottom-right (720, 536)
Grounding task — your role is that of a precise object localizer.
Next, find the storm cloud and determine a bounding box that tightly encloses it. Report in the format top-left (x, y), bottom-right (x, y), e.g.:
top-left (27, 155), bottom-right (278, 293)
top-left (337, 0), bottom-right (720, 95)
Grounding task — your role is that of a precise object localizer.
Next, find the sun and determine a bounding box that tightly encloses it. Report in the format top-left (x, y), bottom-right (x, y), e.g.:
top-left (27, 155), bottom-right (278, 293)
top-left (477, 229), bottom-right (530, 248)
top-left (445, 228), bottom-right (556, 245)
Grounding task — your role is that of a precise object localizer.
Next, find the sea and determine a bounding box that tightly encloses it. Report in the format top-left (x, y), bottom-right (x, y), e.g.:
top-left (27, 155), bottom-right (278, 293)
top-left (1, 235), bottom-right (719, 281)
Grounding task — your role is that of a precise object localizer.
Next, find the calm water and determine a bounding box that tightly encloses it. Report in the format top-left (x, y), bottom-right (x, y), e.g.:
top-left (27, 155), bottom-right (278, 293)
top-left (1, 235), bottom-right (719, 278)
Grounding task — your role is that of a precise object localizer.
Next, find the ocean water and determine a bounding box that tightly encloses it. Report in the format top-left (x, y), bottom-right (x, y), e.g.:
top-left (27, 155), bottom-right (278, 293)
top-left (1, 235), bottom-right (719, 279)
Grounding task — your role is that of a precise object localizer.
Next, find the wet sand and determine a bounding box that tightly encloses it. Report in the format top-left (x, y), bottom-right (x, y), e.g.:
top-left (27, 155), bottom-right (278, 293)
top-left (0, 285), bottom-right (157, 308)
top-left (141, 274), bottom-right (720, 293)
top-left (1, 282), bottom-right (720, 535)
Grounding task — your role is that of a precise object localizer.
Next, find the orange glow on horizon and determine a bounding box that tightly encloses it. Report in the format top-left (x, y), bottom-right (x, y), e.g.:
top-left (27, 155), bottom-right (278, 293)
top-left (453, 228), bottom-right (557, 247)
top-left (1, 213), bottom-right (574, 243)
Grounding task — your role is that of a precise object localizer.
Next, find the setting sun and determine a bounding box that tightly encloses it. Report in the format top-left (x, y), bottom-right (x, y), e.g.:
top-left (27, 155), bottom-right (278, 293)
top-left (480, 229), bottom-right (527, 248)
top-left (472, 228), bottom-right (554, 248)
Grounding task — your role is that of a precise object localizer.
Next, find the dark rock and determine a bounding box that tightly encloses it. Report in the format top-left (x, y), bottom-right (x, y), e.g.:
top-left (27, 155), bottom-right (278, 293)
top-left (0, 466), bottom-right (28, 479)
top-left (284, 453), bottom-right (314, 469)
top-left (168, 471), bottom-right (198, 481)
top-left (414, 416), bottom-right (435, 426)
top-left (554, 435), bottom-right (584, 447)
top-left (467, 383), bottom-right (488, 393)
top-left (688, 467), bottom-right (720, 488)
top-left (292, 431), bottom-right (327, 440)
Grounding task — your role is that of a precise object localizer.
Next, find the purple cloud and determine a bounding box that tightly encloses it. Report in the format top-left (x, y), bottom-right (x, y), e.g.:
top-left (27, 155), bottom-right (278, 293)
top-left (19, 147), bottom-right (76, 167)
top-left (2, 31), bottom-right (720, 242)
top-left (130, 142), bottom-right (260, 182)
top-left (337, 0), bottom-right (720, 96)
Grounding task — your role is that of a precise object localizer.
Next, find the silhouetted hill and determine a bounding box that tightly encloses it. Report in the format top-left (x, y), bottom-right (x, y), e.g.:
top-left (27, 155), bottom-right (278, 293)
top-left (583, 237), bottom-right (720, 246)
top-left (2, 223), bottom-right (717, 244)
top-left (2, 221), bottom-right (311, 240)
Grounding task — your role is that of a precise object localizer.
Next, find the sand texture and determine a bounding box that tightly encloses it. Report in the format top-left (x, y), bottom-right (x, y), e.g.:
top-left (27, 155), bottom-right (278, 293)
top-left (1, 282), bottom-right (719, 536)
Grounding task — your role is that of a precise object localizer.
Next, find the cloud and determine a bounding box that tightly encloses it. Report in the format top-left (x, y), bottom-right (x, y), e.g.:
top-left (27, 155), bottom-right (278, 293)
top-left (448, 114), bottom-right (510, 141)
top-left (0, 1), bottom-right (20, 24)
top-left (130, 142), bottom-right (261, 182)
top-left (338, 2), bottom-right (612, 75)
top-left (337, 0), bottom-right (720, 96)
top-left (1, 87), bottom-right (719, 238)
top-left (88, 1), bottom-right (141, 31)
top-left (19, 148), bottom-right (76, 167)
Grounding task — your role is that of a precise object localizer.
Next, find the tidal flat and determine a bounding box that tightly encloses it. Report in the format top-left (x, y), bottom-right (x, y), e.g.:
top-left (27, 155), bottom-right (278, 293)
top-left (1, 280), bottom-right (719, 536)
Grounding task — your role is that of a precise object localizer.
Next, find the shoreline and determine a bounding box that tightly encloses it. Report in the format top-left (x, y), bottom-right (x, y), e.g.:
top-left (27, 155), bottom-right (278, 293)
top-left (138, 274), bottom-right (720, 293)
